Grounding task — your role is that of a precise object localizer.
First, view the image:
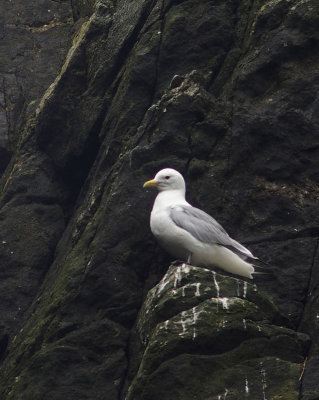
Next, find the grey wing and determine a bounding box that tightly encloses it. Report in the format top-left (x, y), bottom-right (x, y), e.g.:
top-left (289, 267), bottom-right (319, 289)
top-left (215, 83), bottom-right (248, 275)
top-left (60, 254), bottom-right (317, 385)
top-left (170, 205), bottom-right (255, 259)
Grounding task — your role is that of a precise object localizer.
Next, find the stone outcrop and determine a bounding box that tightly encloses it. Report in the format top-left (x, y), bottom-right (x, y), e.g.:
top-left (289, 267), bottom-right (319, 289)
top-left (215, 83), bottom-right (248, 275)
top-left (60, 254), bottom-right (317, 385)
top-left (126, 264), bottom-right (309, 400)
top-left (0, 0), bottom-right (75, 169)
top-left (0, 0), bottom-right (319, 399)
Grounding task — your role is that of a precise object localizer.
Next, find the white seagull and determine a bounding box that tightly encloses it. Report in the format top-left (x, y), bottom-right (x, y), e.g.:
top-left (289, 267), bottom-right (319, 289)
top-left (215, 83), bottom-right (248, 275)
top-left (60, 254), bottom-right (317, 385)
top-left (143, 168), bottom-right (258, 279)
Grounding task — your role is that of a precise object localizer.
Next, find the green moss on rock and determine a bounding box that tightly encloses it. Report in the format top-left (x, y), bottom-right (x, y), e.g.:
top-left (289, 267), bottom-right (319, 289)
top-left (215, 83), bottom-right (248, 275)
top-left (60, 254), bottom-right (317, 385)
top-left (126, 265), bottom-right (308, 400)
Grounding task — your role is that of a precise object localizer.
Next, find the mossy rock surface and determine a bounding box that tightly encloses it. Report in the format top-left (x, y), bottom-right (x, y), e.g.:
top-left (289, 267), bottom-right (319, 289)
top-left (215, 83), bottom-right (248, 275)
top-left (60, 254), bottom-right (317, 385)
top-left (0, 0), bottom-right (319, 399)
top-left (126, 265), bottom-right (308, 400)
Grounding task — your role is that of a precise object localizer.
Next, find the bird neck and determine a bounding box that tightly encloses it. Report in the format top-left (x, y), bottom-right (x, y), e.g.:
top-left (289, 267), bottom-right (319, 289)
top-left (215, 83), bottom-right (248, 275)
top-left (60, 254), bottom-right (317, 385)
top-left (153, 189), bottom-right (188, 209)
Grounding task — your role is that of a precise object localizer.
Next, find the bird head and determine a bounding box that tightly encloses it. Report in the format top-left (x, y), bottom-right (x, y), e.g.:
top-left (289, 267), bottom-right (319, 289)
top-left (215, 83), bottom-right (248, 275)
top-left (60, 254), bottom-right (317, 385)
top-left (143, 168), bottom-right (186, 192)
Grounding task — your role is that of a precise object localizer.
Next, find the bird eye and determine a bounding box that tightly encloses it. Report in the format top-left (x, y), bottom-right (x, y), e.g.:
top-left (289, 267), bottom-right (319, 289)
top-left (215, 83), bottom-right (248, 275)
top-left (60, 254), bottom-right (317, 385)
top-left (165, 176), bottom-right (170, 180)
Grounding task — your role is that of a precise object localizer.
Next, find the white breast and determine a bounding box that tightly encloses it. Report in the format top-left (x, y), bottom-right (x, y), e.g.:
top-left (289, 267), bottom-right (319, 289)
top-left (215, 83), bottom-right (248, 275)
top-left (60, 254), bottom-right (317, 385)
top-left (150, 191), bottom-right (193, 259)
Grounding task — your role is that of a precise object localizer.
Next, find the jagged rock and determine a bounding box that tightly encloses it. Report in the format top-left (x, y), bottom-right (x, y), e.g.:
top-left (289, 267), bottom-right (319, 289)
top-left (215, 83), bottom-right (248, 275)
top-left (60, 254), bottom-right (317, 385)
top-left (0, 151), bottom-right (68, 359)
top-left (0, 0), bottom-right (318, 399)
top-left (0, 0), bottom-right (74, 165)
top-left (126, 264), bottom-right (309, 400)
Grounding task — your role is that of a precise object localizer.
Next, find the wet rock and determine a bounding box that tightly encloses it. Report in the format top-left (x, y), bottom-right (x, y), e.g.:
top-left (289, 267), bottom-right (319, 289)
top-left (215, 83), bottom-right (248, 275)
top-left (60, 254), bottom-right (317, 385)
top-left (0, 0), bottom-right (74, 157)
top-left (0, 0), bottom-right (318, 399)
top-left (125, 264), bottom-right (309, 400)
top-left (0, 151), bottom-right (68, 358)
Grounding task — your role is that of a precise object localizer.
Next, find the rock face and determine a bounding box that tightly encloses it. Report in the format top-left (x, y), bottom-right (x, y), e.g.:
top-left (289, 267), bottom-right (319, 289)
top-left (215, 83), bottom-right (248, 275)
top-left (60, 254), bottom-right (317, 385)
top-left (126, 264), bottom-right (309, 400)
top-left (0, 0), bottom-right (318, 399)
top-left (0, 0), bottom-right (75, 170)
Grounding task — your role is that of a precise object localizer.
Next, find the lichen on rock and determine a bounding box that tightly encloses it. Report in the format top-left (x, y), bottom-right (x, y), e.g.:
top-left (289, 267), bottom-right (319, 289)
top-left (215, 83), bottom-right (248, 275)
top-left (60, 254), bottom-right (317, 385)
top-left (125, 264), bottom-right (309, 400)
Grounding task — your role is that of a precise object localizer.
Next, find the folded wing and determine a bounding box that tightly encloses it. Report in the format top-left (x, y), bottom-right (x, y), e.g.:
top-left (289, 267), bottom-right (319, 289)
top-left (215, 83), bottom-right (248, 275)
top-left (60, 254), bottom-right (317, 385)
top-left (170, 205), bottom-right (256, 261)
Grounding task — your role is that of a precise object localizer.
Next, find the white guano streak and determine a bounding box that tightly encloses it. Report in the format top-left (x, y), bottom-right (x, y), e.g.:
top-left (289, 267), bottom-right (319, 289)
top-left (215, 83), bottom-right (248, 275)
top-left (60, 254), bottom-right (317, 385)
top-left (220, 297), bottom-right (229, 310)
top-left (157, 273), bottom-right (171, 295)
top-left (245, 377), bottom-right (249, 394)
top-left (174, 265), bottom-right (182, 288)
top-left (212, 271), bottom-right (220, 298)
top-left (260, 362), bottom-right (267, 400)
top-left (243, 281), bottom-right (248, 298)
top-left (195, 282), bottom-right (201, 297)
top-left (178, 307), bottom-right (201, 340)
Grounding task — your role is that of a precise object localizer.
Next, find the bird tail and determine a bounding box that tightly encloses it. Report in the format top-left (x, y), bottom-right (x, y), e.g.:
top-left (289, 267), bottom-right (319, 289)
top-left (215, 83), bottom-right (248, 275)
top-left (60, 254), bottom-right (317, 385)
top-left (213, 246), bottom-right (255, 279)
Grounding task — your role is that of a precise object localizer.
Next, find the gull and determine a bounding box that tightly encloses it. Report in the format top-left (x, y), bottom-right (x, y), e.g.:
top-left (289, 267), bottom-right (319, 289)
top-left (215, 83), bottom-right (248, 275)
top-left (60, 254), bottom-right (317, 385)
top-left (143, 168), bottom-right (258, 279)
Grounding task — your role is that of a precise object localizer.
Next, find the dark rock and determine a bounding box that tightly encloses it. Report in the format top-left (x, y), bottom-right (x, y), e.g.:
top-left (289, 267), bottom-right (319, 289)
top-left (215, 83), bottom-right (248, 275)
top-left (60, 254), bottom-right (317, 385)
top-left (0, 0), bottom-right (318, 399)
top-left (0, 148), bottom-right (11, 174)
top-left (0, 150), bottom-right (68, 351)
top-left (0, 0), bottom-right (74, 156)
top-left (125, 265), bottom-right (309, 400)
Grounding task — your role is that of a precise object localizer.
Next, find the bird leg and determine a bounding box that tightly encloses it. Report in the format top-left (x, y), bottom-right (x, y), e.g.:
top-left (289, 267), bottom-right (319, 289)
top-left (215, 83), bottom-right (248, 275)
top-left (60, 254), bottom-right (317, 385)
top-left (171, 254), bottom-right (192, 266)
top-left (171, 260), bottom-right (185, 266)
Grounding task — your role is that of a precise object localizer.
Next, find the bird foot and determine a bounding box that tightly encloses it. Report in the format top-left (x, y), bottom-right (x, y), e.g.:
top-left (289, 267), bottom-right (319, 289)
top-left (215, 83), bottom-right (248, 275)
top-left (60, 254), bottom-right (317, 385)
top-left (171, 259), bottom-right (186, 266)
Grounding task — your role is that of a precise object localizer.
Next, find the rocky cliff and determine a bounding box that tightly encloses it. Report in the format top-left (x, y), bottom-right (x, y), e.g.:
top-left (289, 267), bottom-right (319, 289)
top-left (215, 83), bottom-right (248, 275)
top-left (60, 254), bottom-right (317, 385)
top-left (0, 0), bottom-right (319, 399)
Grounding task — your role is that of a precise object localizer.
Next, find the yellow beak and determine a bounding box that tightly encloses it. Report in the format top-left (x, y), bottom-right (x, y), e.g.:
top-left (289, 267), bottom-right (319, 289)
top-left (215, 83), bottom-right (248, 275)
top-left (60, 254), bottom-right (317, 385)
top-left (143, 179), bottom-right (159, 188)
